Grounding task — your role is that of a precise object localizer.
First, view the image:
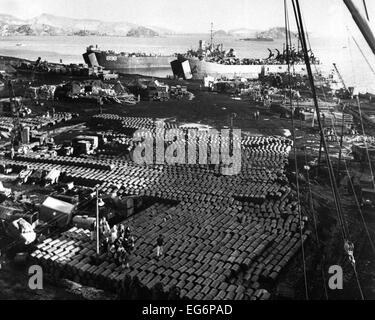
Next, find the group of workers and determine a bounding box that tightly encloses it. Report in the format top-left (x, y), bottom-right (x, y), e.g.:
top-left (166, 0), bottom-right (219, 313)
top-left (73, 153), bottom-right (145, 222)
top-left (266, 47), bottom-right (318, 65)
top-left (253, 110), bottom-right (260, 120)
top-left (91, 218), bottom-right (135, 269)
top-left (91, 217), bottom-right (166, 269)
top-left (187, 43), bottom-right (319, 66)
top-left (344, 240), bottom-right (356, 266)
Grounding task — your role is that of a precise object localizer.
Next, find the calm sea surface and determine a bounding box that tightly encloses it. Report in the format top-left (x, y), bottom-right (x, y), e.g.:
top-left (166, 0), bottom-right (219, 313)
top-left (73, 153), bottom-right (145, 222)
top-left (1, 34), bottom-right (375, 92)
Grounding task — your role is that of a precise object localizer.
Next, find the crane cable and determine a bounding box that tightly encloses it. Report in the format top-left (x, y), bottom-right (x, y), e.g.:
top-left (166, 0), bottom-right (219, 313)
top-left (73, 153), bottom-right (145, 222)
top-left (284, 0), bottom-right (309, 300)
top-left (292, 0), bottom-right (365, 299)
top-left (315, 46), bottom-right (375, 271)
top-left (302, 0), bottom-right (367, 300)
top-left (325, 27), bottom-right (375, 258)
top-left (291, 0), bottom-right (348, 241)
top-left (351, 34), bottom-right (375, 78)
top-left (363, 0), bottom-right (370, 21)
top-left (355, 96), bottom-right (375, 189)
top-left (342, 26), bottom-right (375, 190)
top-left (302, 135), bottom-right (330, 299)
top-left (344, 160), bottom-right (375, 256)
top-left (291, 10), bottom-right (330, 298)
top-left (301, 2), bottom-right (371, 298)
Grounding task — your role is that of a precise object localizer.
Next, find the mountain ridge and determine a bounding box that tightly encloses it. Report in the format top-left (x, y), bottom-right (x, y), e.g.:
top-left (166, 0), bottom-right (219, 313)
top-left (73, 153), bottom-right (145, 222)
top-left (0, 13), bottom-right (174, 36)
top-left (0, 14), bottom-right (298, 39)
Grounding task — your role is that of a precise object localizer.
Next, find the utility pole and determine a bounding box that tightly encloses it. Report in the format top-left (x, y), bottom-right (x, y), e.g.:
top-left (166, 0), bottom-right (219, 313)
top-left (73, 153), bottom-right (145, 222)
top-left (337, 104), bottom-right (346, 178)
top-left (96, 188), bottom-right (100, 255)
top-left (317, 134), bottom-right (323, 176)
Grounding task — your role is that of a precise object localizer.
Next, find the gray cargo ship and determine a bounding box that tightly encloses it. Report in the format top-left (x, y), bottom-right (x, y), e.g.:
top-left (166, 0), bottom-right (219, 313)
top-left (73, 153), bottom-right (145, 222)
top-left (83, 45), bottom-right (175, 75)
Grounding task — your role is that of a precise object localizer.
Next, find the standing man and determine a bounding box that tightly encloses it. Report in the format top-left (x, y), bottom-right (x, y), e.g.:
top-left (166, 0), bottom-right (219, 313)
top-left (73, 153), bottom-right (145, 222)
top-left (0, 250), bottom-right (4, 270)
top-left (97, 96), bottom-right (103, 114)
top-left (156, 234), bottom-right (164, 258)
top-left (111, 225), bottom-right (118, 244)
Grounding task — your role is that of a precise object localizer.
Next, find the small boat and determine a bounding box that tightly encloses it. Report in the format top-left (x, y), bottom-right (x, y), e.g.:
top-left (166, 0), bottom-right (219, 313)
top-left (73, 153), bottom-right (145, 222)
top-left (16, 43), bottom-right (23, 47)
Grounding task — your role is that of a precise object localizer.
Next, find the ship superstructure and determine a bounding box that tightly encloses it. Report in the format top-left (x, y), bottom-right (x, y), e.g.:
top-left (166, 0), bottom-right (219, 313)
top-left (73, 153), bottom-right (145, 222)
top-left (171, 25), bottom-right (320, 80)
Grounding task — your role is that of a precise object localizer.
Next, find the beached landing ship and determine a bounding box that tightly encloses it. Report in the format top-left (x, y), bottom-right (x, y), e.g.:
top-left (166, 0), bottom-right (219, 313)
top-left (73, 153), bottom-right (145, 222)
top-left (83, 45), bottom-right (175, 75)
top-left (171, 39), bottom-right (320, 80)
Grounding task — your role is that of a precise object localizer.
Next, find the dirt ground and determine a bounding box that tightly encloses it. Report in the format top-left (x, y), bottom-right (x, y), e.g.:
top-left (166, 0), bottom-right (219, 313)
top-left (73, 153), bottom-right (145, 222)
top-left (1, 61), bottom-right (375, 300)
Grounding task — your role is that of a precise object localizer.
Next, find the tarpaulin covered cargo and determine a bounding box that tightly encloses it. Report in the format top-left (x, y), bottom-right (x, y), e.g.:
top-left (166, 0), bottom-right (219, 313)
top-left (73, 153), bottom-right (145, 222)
top-left (45, 168), bottom-right (61, 185)
top-left (10, 218), bottom-right (36, 245)
top-left (72, 215), bottom-right (95, 230)
top-left (39, 196), bottom-right (75, 228)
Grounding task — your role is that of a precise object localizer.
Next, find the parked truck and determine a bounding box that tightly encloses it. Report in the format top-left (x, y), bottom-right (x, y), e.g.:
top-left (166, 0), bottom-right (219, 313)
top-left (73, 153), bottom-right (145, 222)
top-left (44, 168), bottom-right (61, 186)
top-left (18, 168), bottom-right (33, 185)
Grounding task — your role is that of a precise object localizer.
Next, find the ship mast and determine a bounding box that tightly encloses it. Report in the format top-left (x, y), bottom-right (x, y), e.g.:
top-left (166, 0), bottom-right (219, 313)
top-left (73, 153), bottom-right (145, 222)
top-left (210, 22), bottom-right (214, 48)
top-left (343, 0), bottom-right (375, 56)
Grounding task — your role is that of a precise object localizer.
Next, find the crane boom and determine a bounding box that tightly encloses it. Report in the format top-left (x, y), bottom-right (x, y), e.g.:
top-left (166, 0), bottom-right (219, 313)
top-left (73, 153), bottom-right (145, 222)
top-left (333, 63), bottom-right (348, 92)
top-left (343, 0), bottom-right (375, 56)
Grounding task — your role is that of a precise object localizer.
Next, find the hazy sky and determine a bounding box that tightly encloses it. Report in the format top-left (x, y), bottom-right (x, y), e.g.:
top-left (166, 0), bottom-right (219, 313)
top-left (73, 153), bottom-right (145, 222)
top-left (1, 0), bottom-right (374, 35)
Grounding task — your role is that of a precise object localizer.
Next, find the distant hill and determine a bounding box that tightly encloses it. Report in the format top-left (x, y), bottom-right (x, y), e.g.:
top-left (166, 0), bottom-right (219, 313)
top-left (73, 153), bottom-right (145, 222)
top-left (256, 27), bottom-right (298, 39)
top-left (213, 29), bottom-right (229, 36)
top-left (225, 27), bottom-right (297, 39)
top-left (0, 13), bottom-right (174, 36)
top-left (126, 26), bottom-right (159, 37)
top-left (0, 22), bottom-right (64, 36)
top-left (147, 25), bottom-right (176, 35)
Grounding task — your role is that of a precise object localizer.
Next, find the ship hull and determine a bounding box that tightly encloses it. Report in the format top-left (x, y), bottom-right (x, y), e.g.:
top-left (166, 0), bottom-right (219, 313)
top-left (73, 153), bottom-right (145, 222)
top-left (187, 58), bottom-right (310, 80)
top-left (240, 38), bottom-right (274, 42)
top-left (83, 51), bottom-right (175, 76)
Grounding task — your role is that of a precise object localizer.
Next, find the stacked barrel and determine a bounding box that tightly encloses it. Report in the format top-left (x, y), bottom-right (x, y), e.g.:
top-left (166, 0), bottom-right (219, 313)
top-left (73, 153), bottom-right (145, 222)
top-left (90, 114), bottom-right (178, 135)
top-left (31, 196), bottom-right (308, 300)
top-left (3, 113), bottom-right (311, 300)
top-left (0, 113), bottom-right (73, 133)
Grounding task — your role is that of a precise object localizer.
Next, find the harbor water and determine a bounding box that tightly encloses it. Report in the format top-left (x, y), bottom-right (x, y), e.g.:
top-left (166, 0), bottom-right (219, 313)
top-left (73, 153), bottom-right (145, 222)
top-left (1, 34), bottom-right (375, 92)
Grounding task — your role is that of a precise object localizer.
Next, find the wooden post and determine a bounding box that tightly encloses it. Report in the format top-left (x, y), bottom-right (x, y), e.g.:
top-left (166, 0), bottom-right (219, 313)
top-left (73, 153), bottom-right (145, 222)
top-left (96, 189), bottom-right (100, 256)
top-left (317, 133), bottom-right (324, 177)
top-left (337, 105), bottom-right (346, 178)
